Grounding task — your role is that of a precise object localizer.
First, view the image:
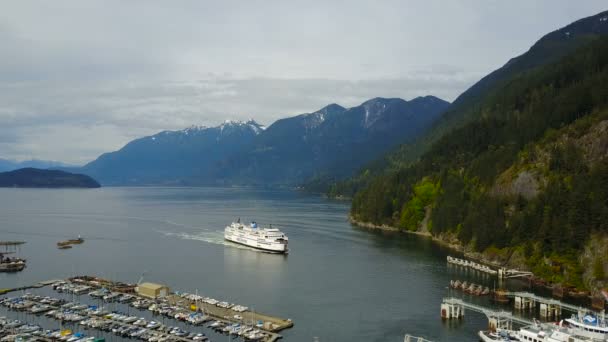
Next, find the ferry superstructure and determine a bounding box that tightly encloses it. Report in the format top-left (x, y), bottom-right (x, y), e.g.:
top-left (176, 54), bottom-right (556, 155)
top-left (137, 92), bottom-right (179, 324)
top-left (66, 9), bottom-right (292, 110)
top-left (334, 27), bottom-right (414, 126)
top-left (224, 221), bottom-right (288, 253)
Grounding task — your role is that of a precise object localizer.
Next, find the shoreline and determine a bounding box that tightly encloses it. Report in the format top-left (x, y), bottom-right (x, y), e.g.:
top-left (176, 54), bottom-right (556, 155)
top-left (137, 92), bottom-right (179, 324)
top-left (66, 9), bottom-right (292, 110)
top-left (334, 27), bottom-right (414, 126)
top-left (348, 215), bottom-right (598, 301)
top-left (347, 214), bottom-right (465, 252)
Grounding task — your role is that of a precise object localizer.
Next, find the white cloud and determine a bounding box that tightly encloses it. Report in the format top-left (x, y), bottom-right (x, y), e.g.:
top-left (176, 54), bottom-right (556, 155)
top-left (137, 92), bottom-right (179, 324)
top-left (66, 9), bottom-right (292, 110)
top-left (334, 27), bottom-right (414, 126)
top-left (0, 0), bottom-right (606, 163)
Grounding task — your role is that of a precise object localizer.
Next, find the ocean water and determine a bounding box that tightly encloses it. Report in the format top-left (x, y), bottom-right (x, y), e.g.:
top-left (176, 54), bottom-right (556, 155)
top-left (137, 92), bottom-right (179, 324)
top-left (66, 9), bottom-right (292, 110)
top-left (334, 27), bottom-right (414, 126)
top-left (0, 187), bottom-right (513, 341)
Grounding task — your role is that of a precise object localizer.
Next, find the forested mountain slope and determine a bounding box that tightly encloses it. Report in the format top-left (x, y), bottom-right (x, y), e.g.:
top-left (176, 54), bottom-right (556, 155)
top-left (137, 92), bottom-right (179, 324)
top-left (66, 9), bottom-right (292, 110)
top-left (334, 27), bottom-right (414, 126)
top-left (351, 36), bottom-right (608, 290)
top-left (395, 10), bottom-right (608, 166)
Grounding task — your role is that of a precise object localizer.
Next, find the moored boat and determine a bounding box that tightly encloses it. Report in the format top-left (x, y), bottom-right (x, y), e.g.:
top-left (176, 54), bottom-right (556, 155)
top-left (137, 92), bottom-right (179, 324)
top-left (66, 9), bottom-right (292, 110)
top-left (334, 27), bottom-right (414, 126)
top-left (57, 236), bottom-right (84, 247)
top-left (0, 252), bottom-right (26, 273)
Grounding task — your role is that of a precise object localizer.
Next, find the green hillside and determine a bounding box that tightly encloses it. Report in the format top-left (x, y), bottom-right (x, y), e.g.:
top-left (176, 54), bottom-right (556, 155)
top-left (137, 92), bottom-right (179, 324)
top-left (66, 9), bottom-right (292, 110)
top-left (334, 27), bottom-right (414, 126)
top-left (322, 10), bottom-right (608, 198)
top-left (350, 36), bottom-right (608, 290)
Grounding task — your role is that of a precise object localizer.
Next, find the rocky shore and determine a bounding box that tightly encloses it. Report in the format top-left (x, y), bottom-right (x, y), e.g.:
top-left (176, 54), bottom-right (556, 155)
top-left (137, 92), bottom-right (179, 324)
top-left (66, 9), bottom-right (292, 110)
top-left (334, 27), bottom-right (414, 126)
top-left (347, 215), bottom-right (600, 301)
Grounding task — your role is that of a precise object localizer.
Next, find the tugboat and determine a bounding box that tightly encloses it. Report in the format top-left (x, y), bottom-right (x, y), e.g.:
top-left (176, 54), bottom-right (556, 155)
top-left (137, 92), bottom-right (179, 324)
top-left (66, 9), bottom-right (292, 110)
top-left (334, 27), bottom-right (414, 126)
top-left (0, 252), bottom-right (26, 272)
top-left (0, 241), bottom-right (26, 272)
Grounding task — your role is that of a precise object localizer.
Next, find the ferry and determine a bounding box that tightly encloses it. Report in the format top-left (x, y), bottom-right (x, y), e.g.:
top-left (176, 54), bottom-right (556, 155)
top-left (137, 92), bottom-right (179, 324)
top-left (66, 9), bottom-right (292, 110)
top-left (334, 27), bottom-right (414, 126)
top-left (479, 312), bottom-right (608, 342)
top-left (224, 220), bottom-right (288, 253)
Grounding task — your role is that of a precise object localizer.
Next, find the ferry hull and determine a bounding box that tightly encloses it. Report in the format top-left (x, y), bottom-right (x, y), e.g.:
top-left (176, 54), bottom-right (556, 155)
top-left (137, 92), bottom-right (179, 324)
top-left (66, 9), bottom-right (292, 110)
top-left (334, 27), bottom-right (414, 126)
top-left (224, 237), bottom-right (287, 254)
top-left (224, 233), bottom-right (287, 253)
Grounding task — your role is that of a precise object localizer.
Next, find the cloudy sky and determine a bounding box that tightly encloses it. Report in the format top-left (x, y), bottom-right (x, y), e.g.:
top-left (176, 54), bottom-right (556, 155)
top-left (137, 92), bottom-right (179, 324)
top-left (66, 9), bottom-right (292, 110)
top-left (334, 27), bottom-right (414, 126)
top-left (1, 1), bottom-right (606, 164)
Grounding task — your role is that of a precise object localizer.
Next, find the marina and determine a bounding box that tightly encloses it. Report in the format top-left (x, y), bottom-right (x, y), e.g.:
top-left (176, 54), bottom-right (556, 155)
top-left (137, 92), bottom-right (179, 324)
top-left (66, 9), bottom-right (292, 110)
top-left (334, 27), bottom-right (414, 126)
top-left (0, 276), bottom-right (293, 342)
top-left (57, 237), bottom-right (85, 249)
top-left (1, 186), bottom-right (579, 341)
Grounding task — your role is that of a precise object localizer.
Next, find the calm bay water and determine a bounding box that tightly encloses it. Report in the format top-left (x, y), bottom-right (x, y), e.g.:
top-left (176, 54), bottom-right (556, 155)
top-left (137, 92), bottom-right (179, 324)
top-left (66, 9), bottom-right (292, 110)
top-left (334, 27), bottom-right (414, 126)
top-left (0, 187), bottom-right (501, 341)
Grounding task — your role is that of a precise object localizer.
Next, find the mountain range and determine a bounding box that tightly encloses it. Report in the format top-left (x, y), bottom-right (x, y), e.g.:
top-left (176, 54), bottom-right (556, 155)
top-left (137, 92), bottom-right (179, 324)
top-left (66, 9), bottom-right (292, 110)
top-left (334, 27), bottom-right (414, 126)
top-left (77, 96), bottom-right (449, 186)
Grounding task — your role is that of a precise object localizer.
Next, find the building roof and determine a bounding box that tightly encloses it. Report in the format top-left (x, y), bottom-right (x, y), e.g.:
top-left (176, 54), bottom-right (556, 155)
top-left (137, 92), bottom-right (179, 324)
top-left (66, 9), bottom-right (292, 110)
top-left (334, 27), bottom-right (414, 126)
top-left (138, 282), bottom-right (168, 290)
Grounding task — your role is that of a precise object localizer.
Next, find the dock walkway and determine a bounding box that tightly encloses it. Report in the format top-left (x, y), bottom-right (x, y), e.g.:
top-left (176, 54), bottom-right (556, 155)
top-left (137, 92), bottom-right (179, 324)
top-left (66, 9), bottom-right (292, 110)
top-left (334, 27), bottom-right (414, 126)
top-left (166, 294), bottom-right (287, 340)
top-left (441, 297), bottom-right (533, 326)
top-left (504, 292), bottom-right (582, 312)
top-left (2, 277), bottom-right (291, 341)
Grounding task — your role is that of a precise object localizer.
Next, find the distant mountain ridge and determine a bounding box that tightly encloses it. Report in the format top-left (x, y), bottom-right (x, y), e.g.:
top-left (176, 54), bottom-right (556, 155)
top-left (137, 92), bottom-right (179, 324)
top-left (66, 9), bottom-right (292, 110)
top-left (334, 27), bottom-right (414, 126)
top-left (220, 96), bottom-right (449, 184)
top-left (80, 120), bottom-right (265, 185)
top-left (78, 96), bottom-right (449, 185)
top-left (0, 159), bottom-right (73, 172)
top-left (0, 168), bottom-right (100, 188)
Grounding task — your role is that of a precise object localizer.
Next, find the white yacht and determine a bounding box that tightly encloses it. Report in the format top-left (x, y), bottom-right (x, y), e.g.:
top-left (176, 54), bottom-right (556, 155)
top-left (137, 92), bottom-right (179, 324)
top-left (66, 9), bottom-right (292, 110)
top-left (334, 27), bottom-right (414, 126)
top-left (224, 220), bottom-right (288, 253)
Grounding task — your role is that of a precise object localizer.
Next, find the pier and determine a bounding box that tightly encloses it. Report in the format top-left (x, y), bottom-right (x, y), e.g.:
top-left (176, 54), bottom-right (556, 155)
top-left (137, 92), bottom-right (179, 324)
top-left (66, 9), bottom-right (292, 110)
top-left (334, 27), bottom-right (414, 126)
top-left (441, 291), bottom-right (595, 329)
top-left (441, 297), bottom-right (533, 330)
top-left (447, 256), bottom-right (533, 279)
top-left (505, 291), bottom-right (582, 318)
top-left (447, 256), bottom-right (497, 275)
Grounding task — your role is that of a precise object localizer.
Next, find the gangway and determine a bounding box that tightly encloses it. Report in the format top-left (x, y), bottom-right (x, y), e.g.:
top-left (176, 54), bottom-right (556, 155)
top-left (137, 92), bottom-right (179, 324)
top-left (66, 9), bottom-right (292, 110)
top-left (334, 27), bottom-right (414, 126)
top-left (441, 297), bottom-right (533, 329)
top-left (499, 269), bottom-right (533, 279)
top-left (504, 291), bottom-right (584, 317)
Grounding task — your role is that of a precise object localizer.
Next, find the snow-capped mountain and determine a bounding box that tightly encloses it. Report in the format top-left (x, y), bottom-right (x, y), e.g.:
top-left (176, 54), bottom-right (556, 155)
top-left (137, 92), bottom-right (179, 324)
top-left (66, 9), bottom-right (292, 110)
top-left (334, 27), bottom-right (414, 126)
top-left (80, 120), bottom-right (264, 185)
top-left (77, 96), bottom-right (449, 185)
top-left (217, 96), bottom-right (450, 184)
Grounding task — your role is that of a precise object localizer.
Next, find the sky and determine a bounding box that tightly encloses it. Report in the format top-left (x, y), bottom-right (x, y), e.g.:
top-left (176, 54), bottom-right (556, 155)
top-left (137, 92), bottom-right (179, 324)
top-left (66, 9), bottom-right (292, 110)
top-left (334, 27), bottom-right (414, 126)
top-left (1, 1), bottom-right (606, 165)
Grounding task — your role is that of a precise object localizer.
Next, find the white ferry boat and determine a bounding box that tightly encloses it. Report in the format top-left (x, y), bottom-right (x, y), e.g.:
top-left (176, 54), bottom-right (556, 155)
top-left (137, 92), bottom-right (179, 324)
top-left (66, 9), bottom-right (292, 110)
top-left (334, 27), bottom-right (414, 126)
top-left (224, 220), bottom-right (288, 253)
top-left (479, 312), bottom-right (608, 342)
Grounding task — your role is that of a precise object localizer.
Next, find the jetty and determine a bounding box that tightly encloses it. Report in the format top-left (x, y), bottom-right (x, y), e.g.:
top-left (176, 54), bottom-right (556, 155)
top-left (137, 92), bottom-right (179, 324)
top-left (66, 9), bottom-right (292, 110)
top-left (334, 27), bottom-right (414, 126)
top-left (505, 291), bottom-right (584, 318)
top-left (441, 290), bottom-right (599, 330)
top-left (441, 297), bottom-right (533, 330)
top-left (447, 255), bottom-right (533, 279)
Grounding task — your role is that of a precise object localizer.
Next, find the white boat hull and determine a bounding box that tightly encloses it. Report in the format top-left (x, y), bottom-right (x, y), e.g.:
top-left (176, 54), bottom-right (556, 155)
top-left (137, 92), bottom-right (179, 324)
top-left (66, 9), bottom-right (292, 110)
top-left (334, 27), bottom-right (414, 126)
top-left (224, 231), bottom-right (287, 253)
